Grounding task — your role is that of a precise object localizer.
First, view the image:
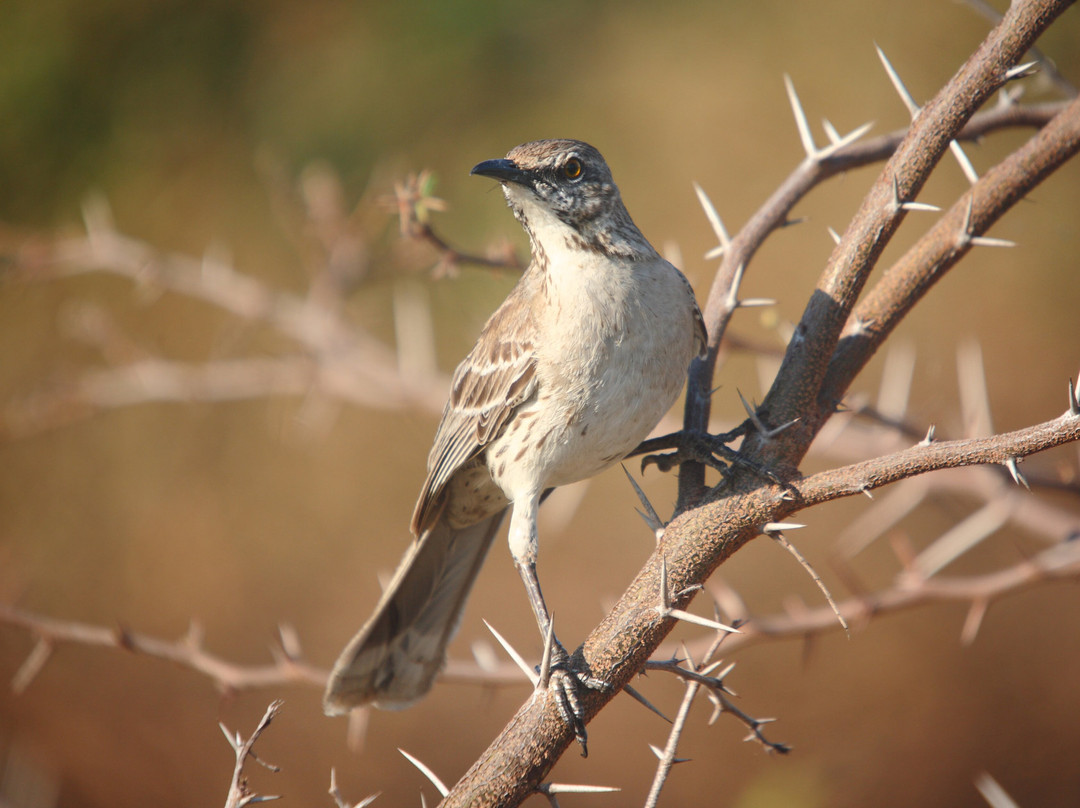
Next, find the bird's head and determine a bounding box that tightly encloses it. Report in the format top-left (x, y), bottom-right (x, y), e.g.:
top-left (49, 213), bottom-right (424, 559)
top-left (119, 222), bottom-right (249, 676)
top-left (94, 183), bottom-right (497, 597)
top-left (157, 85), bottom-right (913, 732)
top-left (471, 139), bottom-right (652, 259)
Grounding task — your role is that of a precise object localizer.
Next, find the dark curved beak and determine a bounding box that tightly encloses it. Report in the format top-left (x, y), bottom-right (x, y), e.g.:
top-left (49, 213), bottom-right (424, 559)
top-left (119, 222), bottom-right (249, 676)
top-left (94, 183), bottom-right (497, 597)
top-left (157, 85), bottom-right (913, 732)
top-left (470, 158), bottom-right (531, 187)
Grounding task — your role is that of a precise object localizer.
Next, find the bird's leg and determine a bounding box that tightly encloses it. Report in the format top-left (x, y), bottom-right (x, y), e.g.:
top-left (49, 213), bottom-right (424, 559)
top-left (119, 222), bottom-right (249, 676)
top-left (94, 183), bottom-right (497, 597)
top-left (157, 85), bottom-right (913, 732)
top-left (508, 496), bottom-right (608, 756)
top-left (631, 421), bottom-right (780, 485)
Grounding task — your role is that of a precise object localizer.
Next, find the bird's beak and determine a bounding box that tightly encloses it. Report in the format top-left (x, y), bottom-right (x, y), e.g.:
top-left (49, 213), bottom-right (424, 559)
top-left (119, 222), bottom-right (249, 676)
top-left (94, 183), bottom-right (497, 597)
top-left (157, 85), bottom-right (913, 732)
top-left (470, 158), bottom-right (532, 187)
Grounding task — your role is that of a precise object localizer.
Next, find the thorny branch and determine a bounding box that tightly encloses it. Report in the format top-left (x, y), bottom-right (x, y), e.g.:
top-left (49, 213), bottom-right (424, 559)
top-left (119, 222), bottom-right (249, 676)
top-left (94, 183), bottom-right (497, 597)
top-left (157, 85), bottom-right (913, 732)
top-left (221, 700), bottom-right (283, 808)
top-left (1, 0), bottom-right (1078, 805)
top-left (438, 2), bottom-right (1080, 804)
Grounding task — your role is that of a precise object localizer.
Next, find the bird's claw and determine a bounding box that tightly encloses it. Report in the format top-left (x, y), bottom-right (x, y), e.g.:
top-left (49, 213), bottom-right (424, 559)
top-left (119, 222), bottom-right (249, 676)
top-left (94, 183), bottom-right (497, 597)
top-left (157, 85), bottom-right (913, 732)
top-left (640, 429), bottom-right (780, 485)
top-left (538, 641), bottom-right (610, 757)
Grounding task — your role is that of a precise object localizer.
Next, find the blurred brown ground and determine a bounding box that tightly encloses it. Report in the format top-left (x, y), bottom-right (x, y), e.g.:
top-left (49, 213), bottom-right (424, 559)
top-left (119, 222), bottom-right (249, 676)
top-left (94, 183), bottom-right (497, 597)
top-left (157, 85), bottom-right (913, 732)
top-left (1, 1), bottom-right (1079, 806)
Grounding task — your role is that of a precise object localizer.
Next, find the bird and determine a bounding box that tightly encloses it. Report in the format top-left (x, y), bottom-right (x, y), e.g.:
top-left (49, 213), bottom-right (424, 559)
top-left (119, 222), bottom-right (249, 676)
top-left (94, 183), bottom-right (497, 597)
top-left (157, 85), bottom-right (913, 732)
top-left (323, 139), bottom-right (706, 748)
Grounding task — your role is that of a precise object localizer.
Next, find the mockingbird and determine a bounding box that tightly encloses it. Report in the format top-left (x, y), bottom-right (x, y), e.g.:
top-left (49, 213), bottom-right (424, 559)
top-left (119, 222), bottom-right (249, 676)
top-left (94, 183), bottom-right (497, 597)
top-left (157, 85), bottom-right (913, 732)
top-left (324, 139), bottom-right (706, 750)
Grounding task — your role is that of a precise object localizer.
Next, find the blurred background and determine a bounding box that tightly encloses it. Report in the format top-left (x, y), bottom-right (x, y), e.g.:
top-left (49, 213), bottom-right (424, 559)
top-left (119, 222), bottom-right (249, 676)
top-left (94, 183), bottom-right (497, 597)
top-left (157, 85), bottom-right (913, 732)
top-left (1, 0), bottom-right (1079, 805)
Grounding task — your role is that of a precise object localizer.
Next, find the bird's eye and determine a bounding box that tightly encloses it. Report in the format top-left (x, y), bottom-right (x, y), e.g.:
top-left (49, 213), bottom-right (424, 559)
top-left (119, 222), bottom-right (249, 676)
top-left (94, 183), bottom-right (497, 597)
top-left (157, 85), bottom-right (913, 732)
top-left (563, 158), bottom-right (583, 180)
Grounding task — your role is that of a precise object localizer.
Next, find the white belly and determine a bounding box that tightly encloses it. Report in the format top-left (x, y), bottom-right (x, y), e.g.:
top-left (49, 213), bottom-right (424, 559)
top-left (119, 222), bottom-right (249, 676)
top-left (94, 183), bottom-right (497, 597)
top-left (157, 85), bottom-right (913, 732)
top-left (486, 256), bottom-right (697, 500)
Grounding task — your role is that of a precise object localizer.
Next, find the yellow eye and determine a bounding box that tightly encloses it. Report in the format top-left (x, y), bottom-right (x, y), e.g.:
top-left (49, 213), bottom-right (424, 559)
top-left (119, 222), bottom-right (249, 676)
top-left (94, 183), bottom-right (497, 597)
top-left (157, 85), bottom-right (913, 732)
top-left (563, 158), bottom-right (583, 180)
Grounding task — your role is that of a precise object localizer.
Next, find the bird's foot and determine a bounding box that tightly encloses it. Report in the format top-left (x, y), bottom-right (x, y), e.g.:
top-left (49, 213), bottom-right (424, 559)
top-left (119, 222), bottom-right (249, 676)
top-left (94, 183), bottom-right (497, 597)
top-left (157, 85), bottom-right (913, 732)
top-left (636, 426), bottom-right (780, 485)
top-left (537, 638), bottom-right (610, 757)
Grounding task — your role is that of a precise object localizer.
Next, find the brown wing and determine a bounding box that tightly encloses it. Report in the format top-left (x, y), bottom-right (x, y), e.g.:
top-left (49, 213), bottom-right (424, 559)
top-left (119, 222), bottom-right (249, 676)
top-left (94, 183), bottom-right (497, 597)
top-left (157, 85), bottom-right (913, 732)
top-left (410, 288), bottom-right (538, 535)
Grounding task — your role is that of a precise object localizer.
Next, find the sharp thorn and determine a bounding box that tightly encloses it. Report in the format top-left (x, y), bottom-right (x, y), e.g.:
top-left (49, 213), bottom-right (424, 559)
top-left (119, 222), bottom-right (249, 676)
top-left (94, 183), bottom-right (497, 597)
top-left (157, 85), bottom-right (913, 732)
top-left (949, 139), bottom-right (979, 185)
top-left (398, 749), bottom-right (449, 798)
top-left (483, 620), bottom-right (539, 686)
top-left (783, 74), bottom-right (818, 158)
top-left (875, 44), bottom-right (920, 118)
top-left (902, 201), bottom-right (941, 212)
top-left (667, 608), bottom-right (741, 634)
top-left (762, 522), bottom-right (806, 534)
top-left (736, 389), bottom-right (766, 433)
top-left (693, 182), bottom-right (731, 251)
top-left (1004, 457), bottom-right (1030, 491)
top-left (624, 684), bottom-right (673, 723)
top-left (1004, 60), bottom-right (1039, 81)
top-left (969, 236), bottom-right (1016, 248)
top-left (622, 464), bottom-right (665, 533)
top-left (538, 614), bottom-right (556, 689)
top-left (540, 783), bottom-right (621, 795)
top-left (770, 530), bottom-right (850, 635)
top-left (822, 118), bottom-right (840, 144)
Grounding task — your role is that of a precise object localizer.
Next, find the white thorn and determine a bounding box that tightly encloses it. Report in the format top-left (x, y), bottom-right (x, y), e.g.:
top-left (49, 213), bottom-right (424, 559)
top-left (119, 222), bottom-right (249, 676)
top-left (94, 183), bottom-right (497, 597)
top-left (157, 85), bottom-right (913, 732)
top-left (818, 120), bottom-right (875, 160)
top-left (827, 226), bottom-right (841, 245)
top-left (875, 44), bottom-right (920, 118)
top-left (762, 522), bottom-right (806, 534)
top-left (666, 608), bottom-right (742, 634)
top-left (693, 182), bottom-right (731, 254)
top-left (970, 236), bottom-right (1017, 248)
top-left (483, 620), bottom-right (538, 686)
top-left (724, 262), bottom-right (748, 310)
top-left (949, 139), bottom-right (980, 185)
top-left (784, 74), bottom-right (817, 157)
top-left (738, 297), bottom-right (777, 308)
top-left (833, 120), bottom-right (875, 150)
top-left (822, 118), bottom-right (841, 144)
top-left (975, 772), bottom-right (1021, 808)
top-left (1004, 61), bottom-right (1039, 81)
top-left (1004, 457), bottom-right (1030, 491)
top-left (398, 749), bottom-right (449, 798)
top-left (541, 783), bottom-right (621, 795)
top-left (903, 200), bottom-right (942, 212)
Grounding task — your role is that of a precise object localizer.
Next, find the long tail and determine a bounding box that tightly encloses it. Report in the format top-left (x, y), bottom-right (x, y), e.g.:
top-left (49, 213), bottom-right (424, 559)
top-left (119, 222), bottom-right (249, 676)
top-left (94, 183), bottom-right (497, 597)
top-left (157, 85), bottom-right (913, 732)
top-left (323, 509), bottom-right (507, 715)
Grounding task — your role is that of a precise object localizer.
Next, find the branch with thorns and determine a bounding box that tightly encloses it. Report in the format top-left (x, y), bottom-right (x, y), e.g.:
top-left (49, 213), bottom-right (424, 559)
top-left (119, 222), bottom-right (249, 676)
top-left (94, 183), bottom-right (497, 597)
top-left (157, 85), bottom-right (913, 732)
top-left (2, 1), bottom-right (1079, 805)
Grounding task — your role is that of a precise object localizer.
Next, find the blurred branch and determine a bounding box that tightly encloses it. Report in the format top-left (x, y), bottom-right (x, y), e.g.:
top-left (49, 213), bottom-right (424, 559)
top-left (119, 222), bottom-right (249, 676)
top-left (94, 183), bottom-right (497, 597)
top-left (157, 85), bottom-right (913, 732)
top-left (0, 602), bottom-right (532, 698)
top-left (0, 607), bottom-right (327, 696)
top-left (388, 170), bottom-right (523, 277)
top-left (2, 198), bottom-right (451, 440)
top-left (221, 700), bottom-right (283, 808)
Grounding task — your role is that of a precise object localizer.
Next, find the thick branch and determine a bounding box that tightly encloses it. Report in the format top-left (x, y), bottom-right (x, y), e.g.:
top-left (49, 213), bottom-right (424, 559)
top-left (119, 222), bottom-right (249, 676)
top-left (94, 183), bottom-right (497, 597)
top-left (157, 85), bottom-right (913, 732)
top-left (679, 99), bottom-right (1067, 504)
top-left (440, 401), bottom-right (1079, 806)
top-left (752, 0), bottom-right (1073, 467)
top-left (820, 93), bottom-right (1080, 408)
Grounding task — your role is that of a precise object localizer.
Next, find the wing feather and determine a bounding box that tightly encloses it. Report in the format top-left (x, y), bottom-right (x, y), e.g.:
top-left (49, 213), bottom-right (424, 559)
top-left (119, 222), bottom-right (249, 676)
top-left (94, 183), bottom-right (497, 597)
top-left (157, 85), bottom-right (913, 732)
top-left (410, 288), bottom-right (538, 534)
